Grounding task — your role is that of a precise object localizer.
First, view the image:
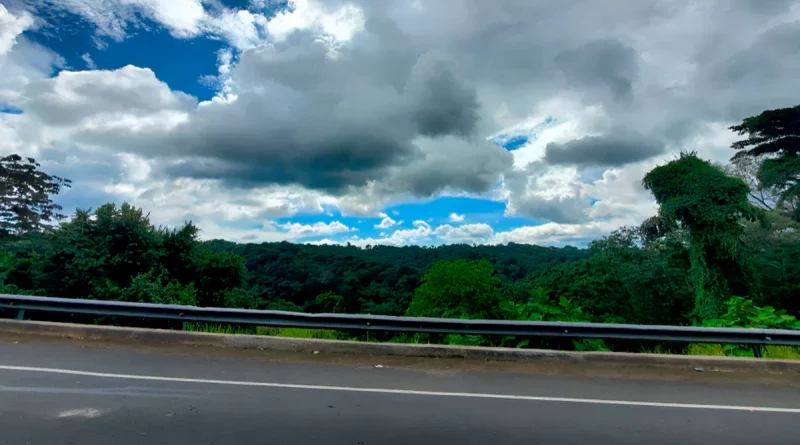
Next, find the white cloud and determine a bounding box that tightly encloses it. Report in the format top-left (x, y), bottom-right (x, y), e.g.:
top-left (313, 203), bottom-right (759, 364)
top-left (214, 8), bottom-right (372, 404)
top-left (312, 219), bottom-right (617, 248)
top-left (374, 213), bottom-right (399, 229)
top-left (81, 53), bottom-right (97, 69)
top-left (23, 65), bottom-right (195, 129)
top-left (351, 222), bottom-right (434, 247)
top-left (435, 223), bottom-right (493, 244)
top-left (278, 220), bottom-right (355, 237)
top-left (448, 212), bottom-right (465, 222)
top-left (266, 0), bottom-right (365, 44)
top-left (490, 222), bottom-right (619, 247)
top-left (0, 4), bottom-right (34, 56)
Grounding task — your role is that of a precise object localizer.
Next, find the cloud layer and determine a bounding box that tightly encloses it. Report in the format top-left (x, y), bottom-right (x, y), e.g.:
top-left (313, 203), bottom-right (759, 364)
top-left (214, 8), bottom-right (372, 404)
top-left (2, 0), bottom-right (799, 245)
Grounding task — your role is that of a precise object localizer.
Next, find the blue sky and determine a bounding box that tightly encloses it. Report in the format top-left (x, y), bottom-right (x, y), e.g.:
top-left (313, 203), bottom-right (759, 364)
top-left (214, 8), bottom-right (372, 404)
top-left (1, 0), bottom-right (773, 247)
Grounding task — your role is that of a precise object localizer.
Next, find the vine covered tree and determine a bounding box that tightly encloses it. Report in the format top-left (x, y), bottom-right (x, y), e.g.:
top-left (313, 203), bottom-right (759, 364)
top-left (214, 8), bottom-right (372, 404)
top-left (0, 154), bottom-right (71, 235)
top-left (642, 152), bottom-right (763, 321)
top-left (730, 105), bottom-right (800, 220)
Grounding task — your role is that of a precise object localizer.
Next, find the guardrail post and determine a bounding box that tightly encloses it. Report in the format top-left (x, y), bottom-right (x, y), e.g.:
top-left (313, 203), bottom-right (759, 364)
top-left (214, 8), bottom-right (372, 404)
top-left (14, 309), bottom-right (24, 320)
top-left (752, 345), bottom-right (763, 358)
top-left (181, 321), bottom-right (188, 331)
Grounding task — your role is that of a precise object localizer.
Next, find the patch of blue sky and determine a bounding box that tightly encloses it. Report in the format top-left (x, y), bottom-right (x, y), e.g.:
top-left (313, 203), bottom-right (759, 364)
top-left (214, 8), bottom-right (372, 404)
top-left (221, 0), bottom-right (292, 14)
top-left (489, 115), bottom-right (566, 151)
top-left (0, 104), bottom-right (23, 114)
top-left (22, 11), bottom-right (227, 101)
top-left (383, 196), bottom-right (545, 231)
top-left (86, 29), bottom-right (225, 101)
top-left (386, 197), bottom-right (505, 225)
top-left (494, 135), bottom-right (528, 151)
top-left (21, 10), bottom-right (95, 76)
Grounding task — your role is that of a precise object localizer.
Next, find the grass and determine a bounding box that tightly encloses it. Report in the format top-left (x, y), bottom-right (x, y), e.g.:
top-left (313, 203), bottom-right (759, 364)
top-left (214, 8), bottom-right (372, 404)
top-left (685, 343), bottom-right (800, 359)
top-left (256, 326), bottom-right (338, 340)
top-left (764, 345), bottom-right (800, 360)
top-left (640, 344), bottom-right (675, 355)
top-left (184, 322), bottom-right (255, 335)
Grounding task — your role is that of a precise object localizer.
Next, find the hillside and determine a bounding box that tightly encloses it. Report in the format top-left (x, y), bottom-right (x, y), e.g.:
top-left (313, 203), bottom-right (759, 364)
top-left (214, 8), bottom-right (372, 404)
top-left (204, 240), bottom-right (591, 315)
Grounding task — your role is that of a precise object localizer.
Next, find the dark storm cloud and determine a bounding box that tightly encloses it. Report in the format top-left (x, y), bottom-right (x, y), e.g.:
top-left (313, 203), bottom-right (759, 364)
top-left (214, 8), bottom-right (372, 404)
top-left (554, 39), bottom-right (639, 103)
top-left (404, 54), bottom-right (480, 138)
top-left (158, 27), bottom-right (487, 193)
top-left (544, 133), bottom-right (665, 167)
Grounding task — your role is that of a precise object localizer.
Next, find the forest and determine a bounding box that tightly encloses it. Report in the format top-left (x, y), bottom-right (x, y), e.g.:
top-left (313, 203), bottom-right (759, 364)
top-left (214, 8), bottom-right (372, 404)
top-left (0, 105), bottom-right (798, 356)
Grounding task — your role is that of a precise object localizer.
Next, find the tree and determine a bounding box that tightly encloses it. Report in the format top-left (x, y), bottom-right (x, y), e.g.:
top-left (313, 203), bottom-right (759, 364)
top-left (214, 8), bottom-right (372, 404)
top-left (643, 152), bottom-right (763, 321)
top-left (742, 211), bottom-right (800, 315)
top-left (0, 154), bottom-right (71, 235)
top-left (195, 251), bottom-right (247, 307)
top-left (406, 259), bottom-right (501, 319)
top-left (722, 156), bottom-right (782, 211)
top-left (730, 105), bottom-right (800, 220)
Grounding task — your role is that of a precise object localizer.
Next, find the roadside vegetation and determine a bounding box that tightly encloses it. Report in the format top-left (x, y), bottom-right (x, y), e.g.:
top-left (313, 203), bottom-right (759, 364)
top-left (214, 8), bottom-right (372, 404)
top-left (1, 106), bottom-right (799, 358)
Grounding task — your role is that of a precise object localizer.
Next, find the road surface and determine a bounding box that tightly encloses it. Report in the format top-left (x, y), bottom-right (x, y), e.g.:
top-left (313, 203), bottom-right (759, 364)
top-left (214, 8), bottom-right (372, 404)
top-left (0, 335), bottom-right (798, 444)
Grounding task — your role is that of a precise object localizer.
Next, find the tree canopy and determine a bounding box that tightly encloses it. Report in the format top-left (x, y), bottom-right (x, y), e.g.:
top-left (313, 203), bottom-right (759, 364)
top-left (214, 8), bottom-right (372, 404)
top-left (730, 105), bottom-right (800, 220)
top-left (0, 154), bottom-right (71, 235)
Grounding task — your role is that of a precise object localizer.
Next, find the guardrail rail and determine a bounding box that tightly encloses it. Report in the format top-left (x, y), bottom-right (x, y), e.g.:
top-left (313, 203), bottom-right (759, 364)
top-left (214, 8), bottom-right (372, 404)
top-left (2, 294), bottom-right (800, 357)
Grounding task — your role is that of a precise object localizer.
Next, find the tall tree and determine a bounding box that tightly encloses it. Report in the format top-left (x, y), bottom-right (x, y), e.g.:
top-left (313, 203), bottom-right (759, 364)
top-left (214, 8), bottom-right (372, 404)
top-left (0, 154), bottom-right (71, 235)
top-left (730, 105), bottom-right (800, 220)
top-left (642, 152), bottom-right (763, 321)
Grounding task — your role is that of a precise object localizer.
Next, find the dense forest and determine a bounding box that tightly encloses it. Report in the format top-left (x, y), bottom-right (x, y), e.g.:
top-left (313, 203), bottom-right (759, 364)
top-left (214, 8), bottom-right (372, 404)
top-left (1, 105), bottom-right (799, 355)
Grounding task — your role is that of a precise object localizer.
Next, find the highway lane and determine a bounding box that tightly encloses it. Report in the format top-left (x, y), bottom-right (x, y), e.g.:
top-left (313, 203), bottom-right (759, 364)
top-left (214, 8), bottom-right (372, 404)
top-left (0, 337), bottom-right (799, 444)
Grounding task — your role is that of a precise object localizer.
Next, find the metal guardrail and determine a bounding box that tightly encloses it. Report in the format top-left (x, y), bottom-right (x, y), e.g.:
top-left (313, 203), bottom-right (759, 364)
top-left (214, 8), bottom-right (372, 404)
top-left (2, 294), bottom-right (800, 356)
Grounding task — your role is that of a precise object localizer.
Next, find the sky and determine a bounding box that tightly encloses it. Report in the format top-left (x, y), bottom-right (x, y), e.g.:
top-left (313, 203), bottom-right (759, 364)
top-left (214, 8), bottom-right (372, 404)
top-left (0, 0), bottom-right (798, 247)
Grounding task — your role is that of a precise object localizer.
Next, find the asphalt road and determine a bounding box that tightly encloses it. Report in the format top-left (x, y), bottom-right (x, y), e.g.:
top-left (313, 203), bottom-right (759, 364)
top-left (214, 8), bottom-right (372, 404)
top-left (0, 337), bottom-right (799, 445)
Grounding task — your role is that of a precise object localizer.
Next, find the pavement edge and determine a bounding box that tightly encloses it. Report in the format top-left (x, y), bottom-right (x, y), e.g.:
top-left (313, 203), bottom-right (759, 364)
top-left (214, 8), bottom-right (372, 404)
top-left (1, 319), bottom-right (798, 374)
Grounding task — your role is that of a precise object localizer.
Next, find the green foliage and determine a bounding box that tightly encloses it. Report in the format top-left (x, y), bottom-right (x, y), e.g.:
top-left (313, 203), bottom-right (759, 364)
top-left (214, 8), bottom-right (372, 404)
top-left (443, 334), bottom-right (484, 346)
top-left (204, 239), bottom-right (589, 315)
top-left (256, 326), bottom-right (338, 340)
top-left (528, 227), bottom-right (694, 325)
top-left (742, 212), bottom-right (800, 314)
top-left (313, 291), bottom-right (344, 313)
top-left (500, 287), bottom-right (582, 322)
top-left (186, 323), bottom-right (255, 335)
top-left (643, 152), bottom-right (763, 321)
top-left (0, 154), bottom-right (71, 235)
top-left (94, 268), bottom-right (197, 306)
top-left (763, 346), bottom-right (800, 360)
top-left (195, 251), bottom-right (246, 307)
top-left (686, 343), bottom-right (800, 359)
top-left (265, 299), bottom-right (304, 312)
top-left (0, 202), bottom-right (246, 308)
top-left (730, 105), bottom-right (800, 220)
top-left (499, 287), bottom-right (609, 351)
top-left (702, 296), bottom-right (800, 330)
top-left (407, 259), bottom-right (501, 319)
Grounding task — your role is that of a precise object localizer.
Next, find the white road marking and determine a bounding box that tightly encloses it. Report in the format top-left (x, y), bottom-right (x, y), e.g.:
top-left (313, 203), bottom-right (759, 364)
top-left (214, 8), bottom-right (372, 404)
top-left (1, 365), bottom-right (798, 414)
top-left (56, 408), bottom-right (104, 419)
